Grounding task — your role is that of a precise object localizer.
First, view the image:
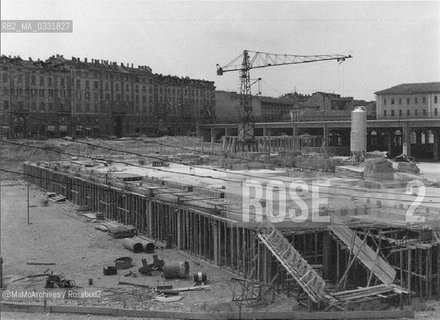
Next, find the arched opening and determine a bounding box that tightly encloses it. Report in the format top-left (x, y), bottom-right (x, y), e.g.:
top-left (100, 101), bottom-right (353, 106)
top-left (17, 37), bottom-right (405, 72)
top-left (394, 130), bottom-right (402, 147)
top-left (410, 131), bottom-right (417, 144)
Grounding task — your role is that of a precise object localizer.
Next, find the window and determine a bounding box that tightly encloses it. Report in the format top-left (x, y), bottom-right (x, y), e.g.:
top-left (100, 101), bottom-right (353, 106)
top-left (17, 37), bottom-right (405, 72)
top-left (399, 109), bottom-right (402, 116)
top-left (31, 75), bottom-right (36, 85)
top-left (40, 76), bottom-right (44, 86)
top-left (423, 97), bottom-right (426, 103)
top-left (407, 110), bottom-right (410, 116)
top-left (31, 102), bottom-right (36, 110)
top-left (2, 73), bottom-right (8, 82)
top-left (94, 81), bottom-right (99, 89)
top-left (435, 108), bottom-right (438, 116)
top-left (415, 97), bottom-right (418, 104)
top-left (383, 98), bottom-right (387, 105)
top-left (384, 110), bottom-right (387, 116)
top-left (48, 77), bottom-right (52, 86)
top-left (39, 89), bottom-right (45, 97)
top-left (3, 100), bottom-right (9, 110)
top-left (391, 99), bottom-right (394, 105)
top-left (398, 98), bottom-right (402, 104)
top-left (76, 79), bottom-right (80, 88)
top-left (48, 103), bottom-right (53, 111)
top-left (410, 131), bottom-right (417, 144)
top-left (126, 83), bottom-right (129, 90)
top-left (435, 96), bottom-right (438, 104)
top-left (48, 89), bottom-right (54, 98)
top-left (142, 95), bottom-right (146, 103)
top-left (39, 102), bottom-right (45, 111)
top-left (85, 80), bottom-right (89, 89)
top-left (85, 92), bottom-right (90, 101)
top-left (415, 109), bottom-right (418, 115)
top-left (407, 98), bottom-right (410, 105)
top-left (61, 78), bottom-right (65, 87)
top-left (423, 109), bottom-right (426, 116)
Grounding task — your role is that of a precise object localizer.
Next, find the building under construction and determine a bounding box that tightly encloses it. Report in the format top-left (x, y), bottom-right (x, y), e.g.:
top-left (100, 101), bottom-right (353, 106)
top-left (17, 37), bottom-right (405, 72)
top-left (22, 151), bottom-right (440, 311)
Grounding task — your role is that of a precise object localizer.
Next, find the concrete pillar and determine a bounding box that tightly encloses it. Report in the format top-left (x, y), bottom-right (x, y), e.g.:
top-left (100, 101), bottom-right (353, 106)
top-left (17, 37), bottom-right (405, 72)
top-left (176, 210), bottom-right (182, 250)
top-left (147, 200), bottom-right (153, 237)
top-left (434, 129), bottom-right (439, 161)
top-left (387, 129), bottom-right (393, 157)
top-left (213, 222), bottom-right (219, 265)
top-left (210, 128), bottom-right (216, 154)
top-left (322, 233), bottom-right (331, 279)
top-left (323, 125), bottom-right (329, 147)
top-left (0, 257), bottom-right (3, 288)
top-left (403, 123), bottom-right (412, 157)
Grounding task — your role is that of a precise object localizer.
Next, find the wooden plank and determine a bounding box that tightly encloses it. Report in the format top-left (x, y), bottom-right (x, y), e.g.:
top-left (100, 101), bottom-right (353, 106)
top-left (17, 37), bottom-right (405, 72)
top-left (328, 217), bottom-right (396, 284)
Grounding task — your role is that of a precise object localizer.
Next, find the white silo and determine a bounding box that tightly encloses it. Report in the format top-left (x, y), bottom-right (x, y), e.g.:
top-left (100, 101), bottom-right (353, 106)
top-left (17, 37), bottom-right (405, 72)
top-left (350, 106), bottom-right (367, 159)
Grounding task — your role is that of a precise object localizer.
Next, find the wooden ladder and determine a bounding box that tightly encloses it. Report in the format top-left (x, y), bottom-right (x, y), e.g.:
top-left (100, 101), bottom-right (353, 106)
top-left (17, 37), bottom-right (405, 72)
top-left (257, 226), bottom-right (328, 303)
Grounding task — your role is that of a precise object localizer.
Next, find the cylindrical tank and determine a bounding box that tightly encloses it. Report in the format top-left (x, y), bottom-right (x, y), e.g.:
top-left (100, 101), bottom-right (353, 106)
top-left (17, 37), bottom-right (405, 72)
top-left (163, 261), bottom-right (189, 279)
top-left (350, 106), bottom-right (367, 156)
top-left (121, 238), bottom-right (143, 253)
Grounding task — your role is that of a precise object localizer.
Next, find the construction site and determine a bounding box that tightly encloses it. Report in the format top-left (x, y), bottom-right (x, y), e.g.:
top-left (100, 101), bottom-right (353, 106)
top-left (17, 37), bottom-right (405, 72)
top-left (1, 50), bottom-right (440, 320)
top-left (1, 127), bottom-right (439, 319)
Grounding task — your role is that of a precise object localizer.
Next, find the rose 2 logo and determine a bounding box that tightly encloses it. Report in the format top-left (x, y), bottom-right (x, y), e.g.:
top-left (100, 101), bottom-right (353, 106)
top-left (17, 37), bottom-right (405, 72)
top-left (242, 179), bottom-right (426, 224)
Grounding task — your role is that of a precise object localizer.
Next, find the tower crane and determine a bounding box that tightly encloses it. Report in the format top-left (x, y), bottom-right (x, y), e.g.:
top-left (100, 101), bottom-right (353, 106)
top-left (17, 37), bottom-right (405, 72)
top-left (216, 50), bottom-right (352, 150)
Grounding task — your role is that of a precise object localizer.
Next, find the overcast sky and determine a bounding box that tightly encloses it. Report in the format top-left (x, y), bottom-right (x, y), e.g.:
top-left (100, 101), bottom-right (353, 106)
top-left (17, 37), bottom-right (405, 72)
top-left (1, 1), bottom-right (439, 100)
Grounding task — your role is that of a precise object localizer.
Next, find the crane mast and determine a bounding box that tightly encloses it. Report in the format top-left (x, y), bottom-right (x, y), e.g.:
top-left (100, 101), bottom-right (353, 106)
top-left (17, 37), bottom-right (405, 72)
top-left (216, 50), bottom-right (352, 151)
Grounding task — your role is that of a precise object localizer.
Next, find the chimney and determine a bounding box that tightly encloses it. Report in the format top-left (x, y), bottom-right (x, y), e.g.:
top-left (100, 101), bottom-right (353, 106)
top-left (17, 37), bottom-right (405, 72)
top-left (131, 63), bottom-right (133, 68)
top-left (84, 57), bottom-right (87, 63)
top-left (121, 62), bottom-right (124, 67)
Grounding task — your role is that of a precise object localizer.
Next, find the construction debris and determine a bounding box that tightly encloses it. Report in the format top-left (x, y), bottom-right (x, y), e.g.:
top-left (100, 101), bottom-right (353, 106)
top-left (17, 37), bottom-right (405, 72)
top-left (44, 273), bottom-right (75, 288)
top-left (103, 266), bottom-right (117, 276)
top-left (118, 281), bottom-right (150, 288)
top-left (114, 257), bottom-right (133, 269)
top-left (153, 295), bottom-right (182, 302)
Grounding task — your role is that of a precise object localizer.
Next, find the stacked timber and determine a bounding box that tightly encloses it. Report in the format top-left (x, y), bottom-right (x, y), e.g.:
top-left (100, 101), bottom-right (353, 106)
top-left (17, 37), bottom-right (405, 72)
top-left (98, 221), bottom-right (136, 238)
top-left (294, 154), bottom-right (335, 171)
top-left (331, 284), bottom-right (398, 302)
top-left (335, 165), bottom-right (364, 179)
top-left (397, 162), bottom-right (420, 174)
top-left (364, 157), bottom-right (394, 181)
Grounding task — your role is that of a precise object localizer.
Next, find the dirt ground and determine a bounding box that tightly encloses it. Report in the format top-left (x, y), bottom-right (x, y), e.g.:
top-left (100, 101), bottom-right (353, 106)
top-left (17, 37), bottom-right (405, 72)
top-left (0, 181), bottom-right (294, 315)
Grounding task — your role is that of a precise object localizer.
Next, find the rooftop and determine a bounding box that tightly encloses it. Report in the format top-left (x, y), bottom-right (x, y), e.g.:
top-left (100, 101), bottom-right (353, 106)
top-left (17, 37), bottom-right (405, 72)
top-left (375, 82), bottom-right (440, 95)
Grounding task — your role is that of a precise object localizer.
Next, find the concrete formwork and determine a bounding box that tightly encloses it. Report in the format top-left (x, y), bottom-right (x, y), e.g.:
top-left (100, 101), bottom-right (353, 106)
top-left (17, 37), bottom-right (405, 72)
top-left (23, 162), bottom-right (440, 307)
